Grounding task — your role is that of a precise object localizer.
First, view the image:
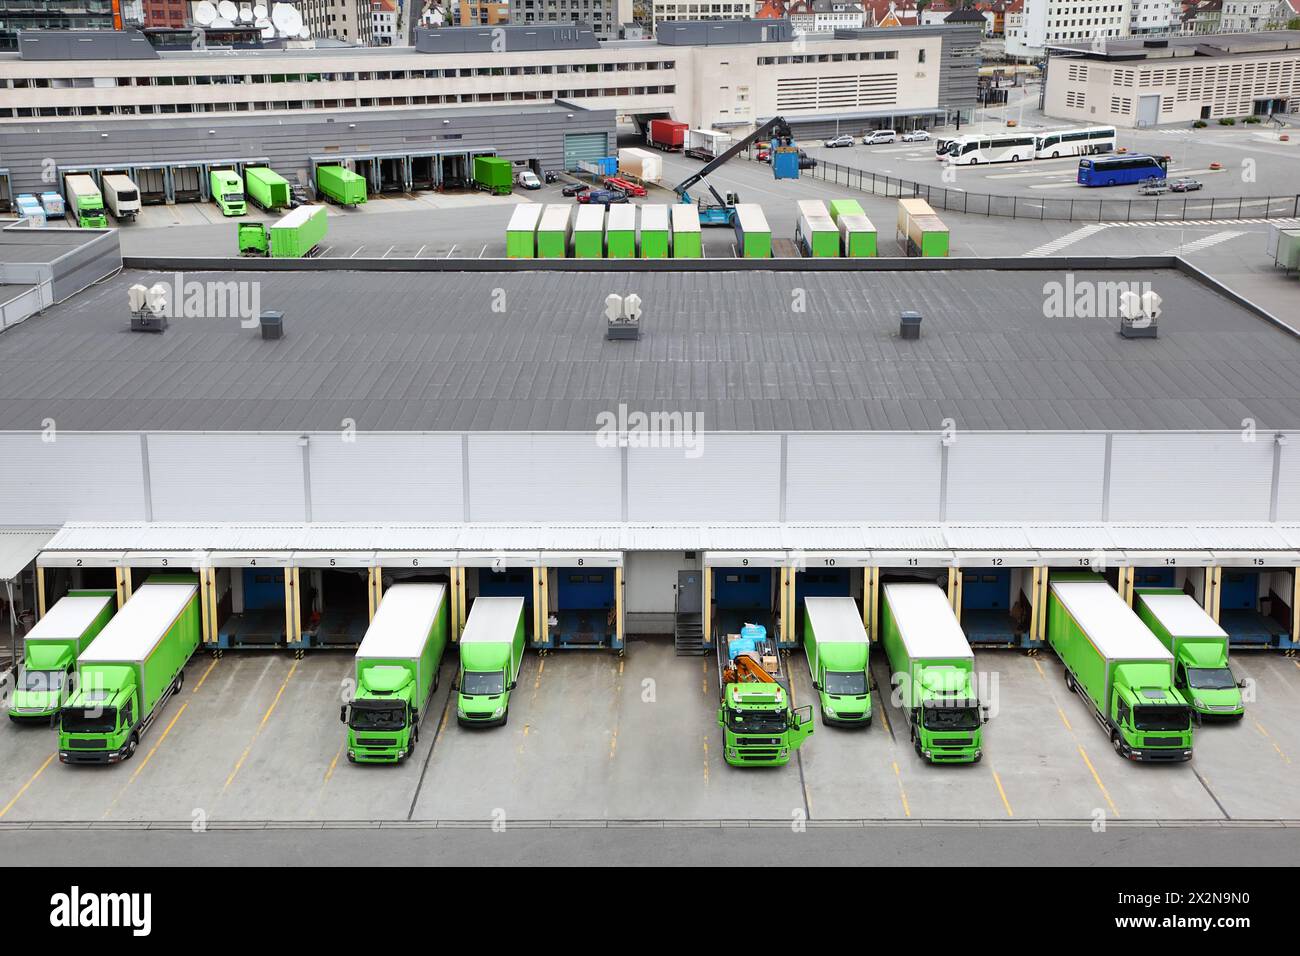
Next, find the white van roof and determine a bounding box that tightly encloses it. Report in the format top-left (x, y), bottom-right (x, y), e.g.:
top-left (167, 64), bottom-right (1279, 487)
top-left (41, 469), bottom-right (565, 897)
top-left (804, 596), bottom-right (868, 643)
top-left (25, 593), bottom-right (114, 643)
top-left (1137, 592), bottom-right (1229, 640)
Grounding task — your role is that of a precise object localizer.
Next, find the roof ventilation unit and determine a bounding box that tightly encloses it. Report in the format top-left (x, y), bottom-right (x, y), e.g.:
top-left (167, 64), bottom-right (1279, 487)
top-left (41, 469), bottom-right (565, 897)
top-left (899, 310), bottom-right (922, 340)
top-left (1119, 289), bottom-right (1161, 339)
top-left (605, 292), bottom-right (642, 340)
top-left (128, 282), bottom-right (168, 333)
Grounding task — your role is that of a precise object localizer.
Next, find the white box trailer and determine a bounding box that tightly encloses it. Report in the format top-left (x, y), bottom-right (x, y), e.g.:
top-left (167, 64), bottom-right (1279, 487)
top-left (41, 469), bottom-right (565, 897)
top-left (618, 147), bottom-right (663, 184)
top-left (101, 173), bottom-right (141, 221)
top-left (685, 129), bottom-right (731, 161)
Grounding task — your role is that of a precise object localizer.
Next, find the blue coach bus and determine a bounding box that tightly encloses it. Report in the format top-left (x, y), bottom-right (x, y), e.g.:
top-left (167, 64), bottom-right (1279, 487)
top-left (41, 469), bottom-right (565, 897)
top-left (1077, 153), bottom-right (1169, 187)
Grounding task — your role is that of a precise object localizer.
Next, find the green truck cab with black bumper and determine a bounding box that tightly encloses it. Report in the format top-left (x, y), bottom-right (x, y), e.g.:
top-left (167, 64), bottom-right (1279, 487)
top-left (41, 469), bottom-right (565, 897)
top-left (342, 583), bottom-right (448, 763)
top-left (9, 590), bottom-right (116, 722)
top-left (880, 582), bottom-right (986, 763)
top-left (1135, 588), bottom-right (1244, 720)
top-left (210, 170), bottom-right (247, 216)
top-left (715, 624), bottom-right (813, 767)
top-left (58, 576), bottom-right (201, 765)
top-left (457, 596), bottom-right (527, 727)
top-left (1048, 574), bottom-right (1193, 762)
top-left (803, 596), bottom-right (871, 726)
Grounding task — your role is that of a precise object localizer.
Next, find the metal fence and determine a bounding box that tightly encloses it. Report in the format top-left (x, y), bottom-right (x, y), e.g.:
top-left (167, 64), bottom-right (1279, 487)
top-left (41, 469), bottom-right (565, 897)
top-left (800, 156), bottom-right (1300, 223)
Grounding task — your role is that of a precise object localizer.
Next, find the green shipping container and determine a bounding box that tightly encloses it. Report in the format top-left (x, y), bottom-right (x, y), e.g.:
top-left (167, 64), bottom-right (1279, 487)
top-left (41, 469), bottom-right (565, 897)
top-left (506, 203), bottom-right (544, 258)
top-left (796, 200), bottom-right (839, 258)
top-left (270, 205), bottom-right (328, 258)
top-left (733, 203), bottom-right (771, 258)
top-left (838, 213), bottom-right (877, 257)
top-left (316, 165), bottom-right (368, 206)
top-left (670, 203), bottom-right (702, 258)
top-left (639, 204), bottom-right (670, 258)
top-left (245, 166), bottom-right (292, 210)
top-left (827, 198), bottom-right (866, 224)
top-left (537, 204), bottom-right (571, 258)
top-left (605, 203), bottom-right (636, 258)
top-left (473, 156), bottom-right (513, 196)
top-left (573, 204), bottom-right (605, 259)
top-left (912, 215), bottom-right (950, 257)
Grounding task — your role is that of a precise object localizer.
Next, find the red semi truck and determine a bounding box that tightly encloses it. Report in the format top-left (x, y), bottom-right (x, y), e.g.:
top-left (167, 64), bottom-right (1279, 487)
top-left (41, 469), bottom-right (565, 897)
top-left (647, 119), bottom-right (688, 152)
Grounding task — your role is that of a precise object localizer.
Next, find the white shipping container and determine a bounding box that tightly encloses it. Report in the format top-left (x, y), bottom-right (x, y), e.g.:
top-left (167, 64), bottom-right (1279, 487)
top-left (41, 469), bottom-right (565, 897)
top-left (101, 174), bottom-right (141, 220)
top-left (618, 147), bottom-right (662, 184)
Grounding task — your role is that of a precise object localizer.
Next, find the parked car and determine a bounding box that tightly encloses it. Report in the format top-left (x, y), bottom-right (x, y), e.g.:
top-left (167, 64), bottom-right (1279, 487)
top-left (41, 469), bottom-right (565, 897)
top-left (1137, 177), bottom-right (1169, 195)
top-left (1168, 177), bottom-right (1203, 192)
top-left (604, 176), bottom-right (647, 197)
top-left (901, 130), bottom-right (931, 142)
top-left (561, 182), bottom-right (590, 197)
top-left (823, 134), bottom-right (855, 148)
top-left (576, 188), bottom-right (629, 205)
top-left (863, 129), bottom-right (898, 145)
top-left (515, 170), bottom-right (543, 190)
top-left (757, 149), bottom-right (771, 163)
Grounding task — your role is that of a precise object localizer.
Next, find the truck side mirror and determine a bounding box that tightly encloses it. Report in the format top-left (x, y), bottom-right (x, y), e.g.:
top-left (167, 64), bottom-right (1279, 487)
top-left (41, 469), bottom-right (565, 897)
top-left (716, 709), bottom-right (724, 729)
top-left (812, 681), bottom-right (822, 692)
top-left (508, 681), bottom-right (517, 691)
top-left (1237, 680), bottom-right (1247, 689)
top-left (338, 705), bottom-right (346, 724)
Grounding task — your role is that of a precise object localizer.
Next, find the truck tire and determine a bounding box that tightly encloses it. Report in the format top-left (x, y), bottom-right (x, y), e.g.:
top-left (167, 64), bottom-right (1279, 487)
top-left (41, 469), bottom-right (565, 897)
top-left (173, 671), bottom-right (184, 694)
top-left (1111, 733), bottom-right (1124, 757)
top-left (124, 733), bottom-right (139, 761)
top-left (1064, 669), bottom-right (1075, 692)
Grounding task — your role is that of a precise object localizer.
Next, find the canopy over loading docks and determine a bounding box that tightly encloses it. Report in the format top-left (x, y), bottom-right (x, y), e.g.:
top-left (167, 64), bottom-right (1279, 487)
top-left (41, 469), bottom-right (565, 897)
top-left (310, 149), bottom-right (497, 195)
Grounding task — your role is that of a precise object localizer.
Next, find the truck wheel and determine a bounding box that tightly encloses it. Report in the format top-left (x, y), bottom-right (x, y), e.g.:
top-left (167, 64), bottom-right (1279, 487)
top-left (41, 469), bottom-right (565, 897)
top-left (124, 733), bottom-right (139, 761)
top-left (1111, 733), bottom-right (1123, 756)
top-left (1064, 670), bottom-right (1075, 692)
top-left (173, 671), bottom-right (184, 694)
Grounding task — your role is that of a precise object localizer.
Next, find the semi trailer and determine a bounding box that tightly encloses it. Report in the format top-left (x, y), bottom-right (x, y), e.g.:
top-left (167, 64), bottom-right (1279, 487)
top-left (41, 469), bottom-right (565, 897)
top-left (1047, 574), bottom-right (1193, 762)
top-left (456, 596), bottom-right (527, 727)
top-left (245, 166), bottom-right (292, 211)
top-left (238, 205), bottom-right (328, 258)
top-left (58, 576), bottom-right (201, 764)
top-left (838, 214), bottom-right (877, 257)
top-left (803, 596), bottom-right (872, 726)
top-left (64, 174), bottom-right (107, 228)
top-left (101, 174), bottom-right (140, 221)
top-left (1134, 588), bottom-right (1244, 721)
top-left (536, 204), bottom-right (572, 258)
top-left (209, 169), bottom-right (247, 216)
top-left (606, 203), bottom-right (636, 258)
top-left (715, 623), bottom-right (813, 767)
top-left (685, 128), bottom-right (732, 162)
top-left (670, 203), bottom-right (701, 257)
top-left (733, 203), bottom-right (771, 258)
top-left (473, 156), bottom-right (513, 196)
top-left (639, 203), bottom-right (670, 258)
top-left (316, 165), bottom-right (368, 206)
top-left (647, 118), bottom-right (688, 151)
top-left (506, 202), bottom-right (544, 258)
top-left (8, 590), bottom-right (116, 723)
top-left (341, 583), bottom-right (448, 763)
top-left (795, 199), bottom-right (839, 257)
top-left (880, 582), bottom-right (985, 763)
top-left (897, 197), bottom-right (949, 257)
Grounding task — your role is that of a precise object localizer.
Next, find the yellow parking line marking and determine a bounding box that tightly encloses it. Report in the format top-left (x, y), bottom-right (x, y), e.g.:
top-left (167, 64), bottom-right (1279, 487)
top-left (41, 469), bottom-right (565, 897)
top-left (1253, 719), bottom-right (1292, 765)
top-left (533, 658), bottom-right (545, 690)
top-left (438, 704), bottom-right (450, 734)
top-left (1032, 658), bottom-right (1047, 680)
top-left (876, 694), bottom-right (890, 734)
top-left (192, 657), bottom-right (219, 693)
top-left (702, 735), bottom-right (710, 785)
top-left (702, 659), bottom-right (709, 696)
top-left (892, 761), bottom-right (911, 818)
top-left (0, 753), bottom-right (55, 820)
top-left (323, 743), bottom-right (344, 783)
top-left (992, 769), bottom-right (1014, 817)
top-left (608, 727), bottom-right (618, 760)
top-left (223, 660), bottom-right (298, 793)
top-left (517, 723), bottom-right (530, 756)
top-left (1078, 745), bottom-right (1119, 818)
top-left (1057, 707), bottom-right (1073, 733)
top-left (103, 701), bottom-right (190, 818)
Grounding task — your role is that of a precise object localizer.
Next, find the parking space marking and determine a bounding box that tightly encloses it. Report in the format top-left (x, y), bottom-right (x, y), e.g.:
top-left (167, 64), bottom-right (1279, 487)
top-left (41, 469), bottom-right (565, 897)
top-left (193, 656), bottom-right (219, 693)
top-left (415, 244), bottom-right (426, 259)
top-left (405, 671), bottom-right (455, 821)
top-left (479, 244), bottom-right (488, 258)
top-left (891, 761), bottom-right (911, 818)
top-left (1025, 223), bottom-right (1110, 257)
top-left (702, 658), bottom-right (708, 696)
top-left (382, 245), bottom-right (395, 258)
top-left (322, 743), bottom-right (344, 784)
top-left (1038, 656), bottom-right (1119, 817)
top-left (992, 770), bottom-right (1014, 818)
top-left (1252, 718), bottom-right (1292, 765)
top-left (446, 245), bottom-right (457, 258)
top-left (349, 246), bottom-right (365, 259)
top-left (0, 753), bottom-right (54, 820)
top-left (223, 660), bottom-right (298, 792)
top-left (103, 700), bottom-right (190, 818)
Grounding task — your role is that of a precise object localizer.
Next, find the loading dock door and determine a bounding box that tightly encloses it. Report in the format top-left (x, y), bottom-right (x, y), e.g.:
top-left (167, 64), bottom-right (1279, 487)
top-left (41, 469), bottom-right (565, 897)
top-left (1137, 95), bottom-right (1160, 128)
top-left (564, 133), bottom-right (609, 172)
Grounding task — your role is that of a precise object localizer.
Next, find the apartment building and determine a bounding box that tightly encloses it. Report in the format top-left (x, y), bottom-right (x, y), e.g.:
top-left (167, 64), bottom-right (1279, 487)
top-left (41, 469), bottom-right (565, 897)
top-left (510, 0), bottom-right (631, 38)
top-left (1220, 0), bottom-right (1299, 30)
top-left (786, 0), bottom-right (868, 30)
top-left (1007, 0), bottom-right (1133, 58)
top-left (300, 0), bottom-right (375, 41)
top-left (1129, 0), bottom-right (1177, 32)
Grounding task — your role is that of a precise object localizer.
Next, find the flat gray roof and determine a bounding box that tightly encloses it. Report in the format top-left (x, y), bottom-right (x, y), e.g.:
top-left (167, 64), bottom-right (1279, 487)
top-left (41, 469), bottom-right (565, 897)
top-left (0, 265), bottom-right (1296, 432)
top-left (0, 228), bottom-right (102, 266)
top-left (1050, 30), bottom-right (1300, 60)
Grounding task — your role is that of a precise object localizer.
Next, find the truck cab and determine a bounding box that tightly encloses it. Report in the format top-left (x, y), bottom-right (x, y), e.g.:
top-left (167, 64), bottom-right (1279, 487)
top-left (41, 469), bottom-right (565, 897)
top-left (10, 643), bottom-right (76, 720)
top-left (1173, 651), bottom-right (1243, 720)
top-left (211, 171), bottom-right (247, 216)
top-left (342, 665), bottom-right (418, 763)
top-left (812, 662), bottom-right (870, 725)
top-left (717, 682), bottom-right (813, 767)
top-left (1108, 664), bottom-right (1193, 760)
top-left (910, 666), bottom-right (985, 763)
top-left (58, 668), bottom-right (138, 764)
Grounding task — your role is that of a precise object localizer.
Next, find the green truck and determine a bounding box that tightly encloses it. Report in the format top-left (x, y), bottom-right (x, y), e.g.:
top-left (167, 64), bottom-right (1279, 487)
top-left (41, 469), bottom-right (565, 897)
top-left (456, 596), bottom-right (527, 727)
top-left (715, 623), bottom-right (813, 767)
top-left (880, 582), bottom-right (985, 763)
top-left (64, 174), bottom-right (107, 228)
top-left (316, 165), bottom-right (368, 206)
top-left (8, 590), bottom-right (116, 723)
top-left (1047, 574), bottom-right (1193, 762)
top-left (803, 596), bottom-right (871, 726)
top-left (506, 203), bottom-right (544, 258)
top-left (244, 166), bottom-right (292, 211)
top-left (209, 169), bottom-right (247, 216)
top-left (58, 576), bottom-right (201, 764)
top-left (341, 583), bottom-right (448, 763)
top-left (239, 205), bottom-right (328, 258)
top-left (1135, 588), bottom-right (1244, 721)
top-left (473, 156), bottom-right (513, 196)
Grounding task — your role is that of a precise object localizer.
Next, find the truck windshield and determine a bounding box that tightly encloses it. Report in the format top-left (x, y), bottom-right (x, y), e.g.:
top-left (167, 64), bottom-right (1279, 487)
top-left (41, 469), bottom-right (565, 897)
top-left (350, 703), bottom-right (405, 731)
top-left (1133, 706), bottom-right (1190, 731)
top-left (1186, 667), bottom-right (1235, 691)
top-left (924, 706), bottom-right (980, 731)
top-left (461, 670), bottom-right (505, 696)
top-left (228, 193), bottom-right (246, 203)
top-left (824, 671), bottom-right (867, 696)
top-left (726, 709), bottom-right (788, 735)
top-left (61, 707), bottom-right (116, 734)
top-left (19, 669), bottom-right (64, 693)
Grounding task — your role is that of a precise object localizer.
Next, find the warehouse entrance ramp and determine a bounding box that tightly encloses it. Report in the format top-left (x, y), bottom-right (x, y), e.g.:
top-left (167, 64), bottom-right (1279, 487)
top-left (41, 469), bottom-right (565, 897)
top-left (705, 551), bottom-right (783, 650)
top-left (291, 550), bottom-right (375, 650)
top-left (1216, 566), bottom-right (1296, 649)
top-left (209, 553), bottom-right (299, 654)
